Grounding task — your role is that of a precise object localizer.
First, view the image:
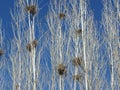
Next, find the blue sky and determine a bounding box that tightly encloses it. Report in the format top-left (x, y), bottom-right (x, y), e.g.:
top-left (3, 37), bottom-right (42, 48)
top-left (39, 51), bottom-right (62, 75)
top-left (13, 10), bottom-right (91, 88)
top-left (90, 0), bottom-right (103, 21)
top-left (0, 0), bottom-right (13, 28)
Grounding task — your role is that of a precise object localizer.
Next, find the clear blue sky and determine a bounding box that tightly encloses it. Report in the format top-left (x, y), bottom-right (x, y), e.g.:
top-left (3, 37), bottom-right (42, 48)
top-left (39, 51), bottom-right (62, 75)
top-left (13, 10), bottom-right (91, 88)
top-left (0, 0), bottom-right (13, 28)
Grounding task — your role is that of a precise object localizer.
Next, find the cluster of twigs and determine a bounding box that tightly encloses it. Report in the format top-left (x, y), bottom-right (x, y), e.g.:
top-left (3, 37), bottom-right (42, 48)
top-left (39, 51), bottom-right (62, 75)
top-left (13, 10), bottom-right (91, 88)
top-left (26, 40), bottom-right (38, 52)
top-left (73, 74), bottom-right (82, 82)
top-left (0, 49), bottom-right (4, 56)
top-left (57, 64), bottom-right (67, 76)
top-left (26, 5), bottom-right (37, 16)
top-left (72, 57), bottom-right (84, 82)
top-left (72, 57), bottom-right (83, 67)
top-left (76, 29), bottom-right (82, 35)
top-left (56, 57), bottom-right (84, 82)
top-left (59, 13), bottom-right (65, 19)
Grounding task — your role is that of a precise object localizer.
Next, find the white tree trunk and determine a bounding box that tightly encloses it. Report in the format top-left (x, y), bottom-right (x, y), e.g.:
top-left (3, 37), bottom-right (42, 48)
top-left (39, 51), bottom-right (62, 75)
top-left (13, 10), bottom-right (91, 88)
top-left (80, 0), bottom-right (88, 90)
top-left (74, 67), bottom-right (78, 90)
top-left (59, 76), bottom-right (62, 90)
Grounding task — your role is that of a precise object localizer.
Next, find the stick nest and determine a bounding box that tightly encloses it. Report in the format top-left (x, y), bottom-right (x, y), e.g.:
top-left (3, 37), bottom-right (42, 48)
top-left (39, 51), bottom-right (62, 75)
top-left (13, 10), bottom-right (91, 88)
top-left (76, 29), bottom-right (82, 34)
top-left (16, 84), bottom-right (19, 89)
top-left (57, 64), bottom-right (67, 76)
top-left (0, 49), bottom-right (4, 56)
top-left (59, 13), bottom-right (65, 19)
top-left (73, 74), bottom-right (83, 83)
top-left (26, 40), bottom-right (38, 52)
top-left (72, 57), bottom-right (82, 67)
top-left (26, 5), bottom-right (37, 16)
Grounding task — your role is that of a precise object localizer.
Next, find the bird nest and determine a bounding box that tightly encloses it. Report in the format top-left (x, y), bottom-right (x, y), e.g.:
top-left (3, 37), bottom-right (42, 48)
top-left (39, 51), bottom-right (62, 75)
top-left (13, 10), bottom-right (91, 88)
top-left (76, 29), bottom-right (82, 35)
top-left (59, 13), bottom-right (65, 19)
top-left (26, 43), bottom-right (32, 52)
top-left (72, 57), bottom-right (82, 67)
top-left (15, 84), bottom-right (19, 90)
top-left (32, 40), bottom-right (38, 48)
top-left (0, 50), bottom-right (4, 56)
top-left (73, 74), bottom-right (83, 83)
top-left (26, 5), bottom-right (37, 16)
top-left (57, 64), bottom-right (67, 76)
top-left (26, 40), bottom-right (38, 52)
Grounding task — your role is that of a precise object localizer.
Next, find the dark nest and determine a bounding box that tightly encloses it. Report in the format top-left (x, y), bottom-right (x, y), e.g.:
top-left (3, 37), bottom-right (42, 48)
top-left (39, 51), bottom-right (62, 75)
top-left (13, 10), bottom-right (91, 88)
top-left (57, 64), bottom-right (67, 76)
top-left (26, 5), bottom-right (37, 16)
top-left (15, 84), bottom-right (19, 90)
top-left (76, 29), bottom-right (82, 35)
top-left (26, 43), bottom-right (32, 52)
top-left (0, 49), bottom-right (4, 56)
top-left (59, 13), bottom-right (65, 19)
top-left (26, 40), bottom-right (38, 52)
top-left (32, 40), bottom-right (38, 48)
top-left (73, 74), bottom-right (82, 83)
top-left (72, 57), bottom-right (82, 67)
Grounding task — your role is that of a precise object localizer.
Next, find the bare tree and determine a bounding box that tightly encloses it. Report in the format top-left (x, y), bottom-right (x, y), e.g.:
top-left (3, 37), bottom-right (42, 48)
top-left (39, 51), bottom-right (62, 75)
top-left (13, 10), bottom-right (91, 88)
top-left (0, 19), bottom-right (8, 89)
top-left (46, 0), bottom-right (71, 90)
top-left (1, 0), bottom-right (119, 90)
top-left (46, 0), bottom-right (107, 90)
top-left (102, 0), bottom-right (120, 89)
top-left (9, 0), bottom-right (47, 90)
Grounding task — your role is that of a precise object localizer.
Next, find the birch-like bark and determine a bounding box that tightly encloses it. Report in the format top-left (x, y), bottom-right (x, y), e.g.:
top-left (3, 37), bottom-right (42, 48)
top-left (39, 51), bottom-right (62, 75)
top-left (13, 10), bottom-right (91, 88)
top-left (102, 0), bottom-right (119, 89)
top-left (47, 0), bottom-right (69, 90)
top-left (80, 1), bottom-right (88, 89)
top-left (10, 2), bottom-right (25, 89)
top-left (10, 0), bottom-right (44, 90)
top-left (0, 20), bottom-right (6, 90)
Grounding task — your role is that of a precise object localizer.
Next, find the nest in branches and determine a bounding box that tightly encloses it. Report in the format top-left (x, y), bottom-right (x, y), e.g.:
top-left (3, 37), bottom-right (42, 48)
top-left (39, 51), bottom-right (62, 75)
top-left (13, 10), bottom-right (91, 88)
top-left (72, 57), bottom-right (82, 67)
top-left (26, 5), bottom-right (37, 16)
top-left (15, 84), bottom-right (19, 90)
top-left (26, 43), bottom-right (32, 52)
top-left (73, 74), bottom-right (82, 82)
top-left (26, 40), bottom-right (38, 52)
top-left (59, 13), bottom-right (65, 19)
top-left (57, 64), bottom-right (67, 76)
top-left (76, 29), bottom-right (82, 35)
top-left (32, 40), bottom-right (38, 48)
top-left (0, 49), bottom-right (4, 56)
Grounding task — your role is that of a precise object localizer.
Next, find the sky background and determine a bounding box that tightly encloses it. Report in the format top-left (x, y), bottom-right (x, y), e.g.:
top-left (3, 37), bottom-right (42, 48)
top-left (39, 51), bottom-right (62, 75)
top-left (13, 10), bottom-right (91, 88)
top-left (0, 0), bottom-right (13, 32)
